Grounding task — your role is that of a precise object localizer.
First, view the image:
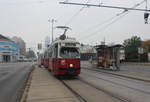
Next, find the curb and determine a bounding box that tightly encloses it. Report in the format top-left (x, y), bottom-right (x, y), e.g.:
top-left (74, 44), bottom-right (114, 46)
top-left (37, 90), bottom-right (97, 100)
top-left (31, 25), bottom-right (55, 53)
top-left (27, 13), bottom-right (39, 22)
top-left (20, 65), bottom-right (36, 102)
top-left (123, 62), bottom-right (150, 66)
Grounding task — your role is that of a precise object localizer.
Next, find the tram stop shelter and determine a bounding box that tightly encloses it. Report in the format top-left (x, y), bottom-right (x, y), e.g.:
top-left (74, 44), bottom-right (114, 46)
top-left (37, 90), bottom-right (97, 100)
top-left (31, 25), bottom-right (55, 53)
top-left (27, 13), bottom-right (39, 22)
top-left (95, 44), bottom-right (122, 70)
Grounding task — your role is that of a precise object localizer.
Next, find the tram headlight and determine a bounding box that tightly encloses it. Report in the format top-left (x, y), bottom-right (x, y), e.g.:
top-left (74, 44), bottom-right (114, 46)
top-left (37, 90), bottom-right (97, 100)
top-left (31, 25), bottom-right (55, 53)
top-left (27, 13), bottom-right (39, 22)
top-left (69, 64), bottom-right (73, 68)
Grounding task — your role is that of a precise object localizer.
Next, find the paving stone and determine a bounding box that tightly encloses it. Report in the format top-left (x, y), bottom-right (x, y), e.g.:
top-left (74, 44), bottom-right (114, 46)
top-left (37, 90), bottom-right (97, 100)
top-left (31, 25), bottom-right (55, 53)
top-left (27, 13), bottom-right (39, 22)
top-left (26, 67), bottom-right (79, 102)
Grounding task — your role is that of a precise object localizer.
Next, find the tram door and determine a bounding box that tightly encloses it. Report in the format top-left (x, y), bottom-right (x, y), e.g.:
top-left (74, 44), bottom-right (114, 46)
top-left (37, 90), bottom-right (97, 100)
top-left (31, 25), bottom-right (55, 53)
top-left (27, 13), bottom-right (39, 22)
top-left (53, 44), bottom-right (58, 70)
top-left (3, 55), bottom-right (11, 62)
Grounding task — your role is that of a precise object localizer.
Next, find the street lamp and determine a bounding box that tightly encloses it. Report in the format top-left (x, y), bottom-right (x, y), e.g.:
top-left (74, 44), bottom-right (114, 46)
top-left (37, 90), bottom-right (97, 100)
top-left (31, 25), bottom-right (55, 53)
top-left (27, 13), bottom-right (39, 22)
top-left (48, 19), bottom-right (57, 43)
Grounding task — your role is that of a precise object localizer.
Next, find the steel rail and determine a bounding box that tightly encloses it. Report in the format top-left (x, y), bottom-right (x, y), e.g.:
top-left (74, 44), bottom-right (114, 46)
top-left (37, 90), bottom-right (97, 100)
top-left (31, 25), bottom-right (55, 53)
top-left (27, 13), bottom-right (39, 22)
top-left (60, 80), bottom-right (87, 102)
top-left (78, 77), bottom-right (130, 102)
top-left (82, 66), bottom-right (150, 83)
top-left (81, 71), bottom-right (150, 95)
top-left (59, 77), bottom-right (130, 102)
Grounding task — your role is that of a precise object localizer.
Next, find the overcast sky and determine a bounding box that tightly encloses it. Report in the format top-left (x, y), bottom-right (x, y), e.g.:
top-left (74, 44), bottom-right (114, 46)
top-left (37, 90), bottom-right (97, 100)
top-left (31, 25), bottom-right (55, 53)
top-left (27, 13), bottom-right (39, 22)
top-left (0, 0), bottom-right (149, 50)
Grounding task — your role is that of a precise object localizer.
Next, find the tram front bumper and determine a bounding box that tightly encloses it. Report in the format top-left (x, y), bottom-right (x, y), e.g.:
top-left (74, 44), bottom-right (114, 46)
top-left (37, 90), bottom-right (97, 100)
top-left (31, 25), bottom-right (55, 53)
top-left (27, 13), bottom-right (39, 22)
top-left (56, 68), bottom-right (80, 75)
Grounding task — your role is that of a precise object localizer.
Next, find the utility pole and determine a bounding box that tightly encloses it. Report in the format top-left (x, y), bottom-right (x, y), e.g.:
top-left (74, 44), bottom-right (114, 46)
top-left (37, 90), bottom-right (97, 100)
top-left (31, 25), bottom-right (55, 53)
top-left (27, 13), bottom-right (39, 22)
top-left (48, 19), bottom-right (57, 42)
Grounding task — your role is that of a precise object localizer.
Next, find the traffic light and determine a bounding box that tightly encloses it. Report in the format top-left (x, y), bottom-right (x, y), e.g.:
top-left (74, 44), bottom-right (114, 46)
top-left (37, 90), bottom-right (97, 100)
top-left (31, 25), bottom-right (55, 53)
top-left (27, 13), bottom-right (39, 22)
top-left (144, 13), bottom-right (149, 24)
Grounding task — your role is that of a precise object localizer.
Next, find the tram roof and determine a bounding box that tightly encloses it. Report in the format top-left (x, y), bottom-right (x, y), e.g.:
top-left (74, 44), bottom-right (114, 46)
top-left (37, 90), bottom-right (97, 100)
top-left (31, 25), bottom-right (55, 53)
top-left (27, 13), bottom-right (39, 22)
top-left (95, 44), bottom-right (122, 49)
top-left (51, 38), bottom-right (80, 45)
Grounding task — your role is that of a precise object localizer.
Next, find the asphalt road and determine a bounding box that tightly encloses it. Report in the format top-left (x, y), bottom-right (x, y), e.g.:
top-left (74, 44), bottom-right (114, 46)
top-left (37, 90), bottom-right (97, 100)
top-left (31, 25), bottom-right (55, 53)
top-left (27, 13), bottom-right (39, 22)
top-left (0, 62), bottom-right (34, 102)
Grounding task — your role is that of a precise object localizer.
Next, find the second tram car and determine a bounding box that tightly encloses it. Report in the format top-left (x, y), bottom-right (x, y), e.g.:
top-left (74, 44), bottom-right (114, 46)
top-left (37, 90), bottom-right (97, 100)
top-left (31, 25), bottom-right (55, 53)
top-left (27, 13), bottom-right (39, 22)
top-left (46, 37), bottom-right (81, 76)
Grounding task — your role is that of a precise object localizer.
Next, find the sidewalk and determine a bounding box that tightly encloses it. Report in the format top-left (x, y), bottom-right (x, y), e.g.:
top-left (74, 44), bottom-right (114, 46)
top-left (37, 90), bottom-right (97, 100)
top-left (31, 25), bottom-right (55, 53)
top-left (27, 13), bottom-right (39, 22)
top-left (22, 66), bottom-right (79, 102)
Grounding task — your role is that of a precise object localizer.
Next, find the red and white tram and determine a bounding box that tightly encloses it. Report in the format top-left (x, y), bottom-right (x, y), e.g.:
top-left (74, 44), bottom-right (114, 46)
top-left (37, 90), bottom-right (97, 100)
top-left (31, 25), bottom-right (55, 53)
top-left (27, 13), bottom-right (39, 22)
top-left (45, 37), bottom-right (81, 76)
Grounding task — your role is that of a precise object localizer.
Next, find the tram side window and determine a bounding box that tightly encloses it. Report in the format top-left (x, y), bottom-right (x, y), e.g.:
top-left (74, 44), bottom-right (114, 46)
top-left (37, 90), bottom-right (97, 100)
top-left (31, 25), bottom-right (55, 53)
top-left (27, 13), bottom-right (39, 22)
top-left (48, 51), bottom-right (52, 57)
top-left (44, 52), bottom-right (47, 58)
top-left (52, 44), bottom-right (58, 58)
top-left (48, 48), bottom-right (52, 57)
top-left (46, 52), bottom-right (49, 58)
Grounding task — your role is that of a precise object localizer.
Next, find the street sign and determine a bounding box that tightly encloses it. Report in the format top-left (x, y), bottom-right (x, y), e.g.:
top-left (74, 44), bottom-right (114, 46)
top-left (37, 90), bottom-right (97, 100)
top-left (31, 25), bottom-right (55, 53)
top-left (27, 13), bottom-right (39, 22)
top-left (138, 47), bottom-right (144, 54)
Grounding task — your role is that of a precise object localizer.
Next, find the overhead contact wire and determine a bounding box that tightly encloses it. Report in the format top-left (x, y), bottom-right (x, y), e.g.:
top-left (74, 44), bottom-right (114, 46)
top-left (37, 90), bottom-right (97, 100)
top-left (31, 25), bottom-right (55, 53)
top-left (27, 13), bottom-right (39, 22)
top-left (79, 0), bottom-right (146, 41)
top-left (65, 0), bottom-right (91, 26)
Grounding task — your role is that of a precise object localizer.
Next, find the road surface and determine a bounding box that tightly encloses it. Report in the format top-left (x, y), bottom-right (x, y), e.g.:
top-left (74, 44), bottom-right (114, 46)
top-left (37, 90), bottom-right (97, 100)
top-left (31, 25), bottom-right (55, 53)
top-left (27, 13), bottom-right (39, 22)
top-left (0, 62), bottom-right (34, 102)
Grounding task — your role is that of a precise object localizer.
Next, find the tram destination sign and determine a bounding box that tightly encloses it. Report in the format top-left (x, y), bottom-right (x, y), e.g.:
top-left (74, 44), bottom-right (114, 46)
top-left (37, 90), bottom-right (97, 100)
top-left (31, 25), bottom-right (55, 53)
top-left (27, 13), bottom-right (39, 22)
top-left (65, 43), bottom-right (76, 47)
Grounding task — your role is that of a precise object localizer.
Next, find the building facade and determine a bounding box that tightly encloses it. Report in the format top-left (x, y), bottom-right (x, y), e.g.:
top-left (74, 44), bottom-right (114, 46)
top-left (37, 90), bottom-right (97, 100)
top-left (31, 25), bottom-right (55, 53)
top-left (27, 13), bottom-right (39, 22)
top-left (12, 36), bottom-right (26, 56)
top-left (80, 44), bottom-right (97, 60)
top-left (0, 34), bottom-right (20, 62)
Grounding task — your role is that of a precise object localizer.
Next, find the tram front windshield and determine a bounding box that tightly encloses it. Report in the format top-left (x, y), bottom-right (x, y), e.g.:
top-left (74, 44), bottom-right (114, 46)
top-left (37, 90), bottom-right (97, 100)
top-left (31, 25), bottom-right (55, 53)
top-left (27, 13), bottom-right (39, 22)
top-left (60, 47), bottom-right (79, 58)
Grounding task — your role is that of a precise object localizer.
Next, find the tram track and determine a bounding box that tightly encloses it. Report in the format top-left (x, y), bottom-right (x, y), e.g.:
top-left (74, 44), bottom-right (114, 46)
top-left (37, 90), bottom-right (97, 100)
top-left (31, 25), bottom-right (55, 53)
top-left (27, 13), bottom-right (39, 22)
top-left (82, 66), bottom-right (150, 83)
top-left (60, 79), bottom-right (87, 102)
top-left (81, 71), bottom-right (150, 95)
top-left (57, 63), bottom-right (150, 102)
top-left (59, 77), bottom-right (130, 102)
top-left (79, 77), bottom-right (130, 102)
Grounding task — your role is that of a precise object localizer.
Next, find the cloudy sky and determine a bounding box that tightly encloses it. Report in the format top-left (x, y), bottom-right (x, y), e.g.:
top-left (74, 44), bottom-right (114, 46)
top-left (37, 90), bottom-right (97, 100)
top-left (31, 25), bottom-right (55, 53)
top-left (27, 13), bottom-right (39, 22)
top-left (0, 0), bottom-right (149, 50)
